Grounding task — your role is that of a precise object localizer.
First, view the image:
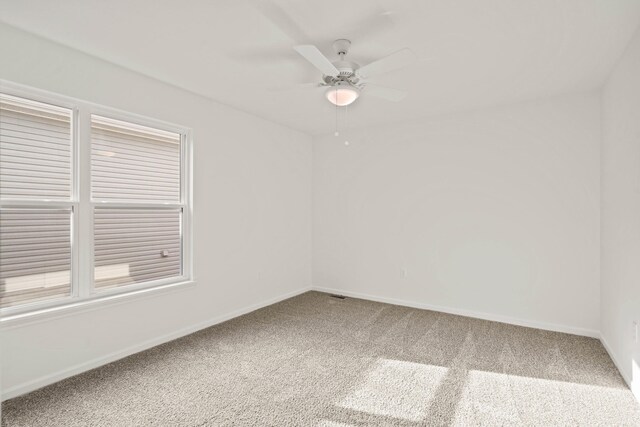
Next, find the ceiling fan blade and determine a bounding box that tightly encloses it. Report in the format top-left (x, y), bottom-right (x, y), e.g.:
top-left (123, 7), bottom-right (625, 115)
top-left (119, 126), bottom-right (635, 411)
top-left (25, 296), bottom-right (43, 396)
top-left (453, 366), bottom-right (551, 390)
top-left (356, 48), bottom-right (416, 78)
top-left (266, 82), bottom-right (325, 91)
top-left (293, 45), bottom-right (340, 77)
top-left (228, 47), bottom-right (298, 65)
top-left (346, 9), bottom-right (396, 42)
top-left (364, 84), bottom-right (407, 102)
top-left (251, 0), bottom-right (309, 43)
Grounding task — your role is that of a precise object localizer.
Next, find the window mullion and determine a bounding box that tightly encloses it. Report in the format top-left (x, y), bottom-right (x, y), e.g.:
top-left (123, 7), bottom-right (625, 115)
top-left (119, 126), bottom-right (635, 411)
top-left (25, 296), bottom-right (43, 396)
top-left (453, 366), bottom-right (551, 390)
top-left (77, 105), bottom-right (93, 298)
top-left (182, 131), bottom-right (192, 282)
top-left (70, 106), bottom-right (81, 299)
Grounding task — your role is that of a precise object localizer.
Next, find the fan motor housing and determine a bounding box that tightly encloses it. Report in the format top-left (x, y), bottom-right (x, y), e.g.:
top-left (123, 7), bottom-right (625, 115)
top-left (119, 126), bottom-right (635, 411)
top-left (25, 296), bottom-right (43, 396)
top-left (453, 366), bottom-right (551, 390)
top-left (324, 60), bottom-right (360, 86)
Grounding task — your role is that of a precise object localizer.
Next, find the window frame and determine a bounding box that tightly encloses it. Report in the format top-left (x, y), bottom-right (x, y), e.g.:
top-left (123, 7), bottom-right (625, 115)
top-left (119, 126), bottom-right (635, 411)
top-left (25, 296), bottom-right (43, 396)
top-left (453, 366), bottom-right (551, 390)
top-left (0, 80), bottom-right (193, 320)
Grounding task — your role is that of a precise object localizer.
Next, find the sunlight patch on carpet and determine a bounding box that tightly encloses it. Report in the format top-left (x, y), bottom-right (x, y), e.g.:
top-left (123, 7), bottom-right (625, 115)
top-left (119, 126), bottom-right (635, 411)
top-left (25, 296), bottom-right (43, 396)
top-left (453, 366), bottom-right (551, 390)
top-left (338, 358), bottom-right (447, 422)
top-left (454, 369), bottom-right (639, 426)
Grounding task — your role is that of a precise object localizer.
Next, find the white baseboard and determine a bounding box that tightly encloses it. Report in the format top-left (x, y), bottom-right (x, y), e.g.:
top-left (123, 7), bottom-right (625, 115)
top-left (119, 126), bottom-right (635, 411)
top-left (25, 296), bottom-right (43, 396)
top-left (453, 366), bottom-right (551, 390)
top-left (5, 286), bottom-right (622, 403)
top-left (311, 286), bottom-right (600, 338)
top-left (315, 286), bottom-right (637, 403)
top-left (600, 335), bottom-right (632, 385)
top-left (600, 335), bottom-right (639, 402)
top-left (1, 286), bottom-right (311, 402)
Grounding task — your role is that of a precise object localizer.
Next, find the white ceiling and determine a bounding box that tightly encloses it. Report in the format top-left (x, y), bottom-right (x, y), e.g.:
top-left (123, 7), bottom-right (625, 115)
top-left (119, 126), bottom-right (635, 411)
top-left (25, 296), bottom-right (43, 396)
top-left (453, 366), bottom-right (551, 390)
top-left (1, 0), bottom-right (640, 135)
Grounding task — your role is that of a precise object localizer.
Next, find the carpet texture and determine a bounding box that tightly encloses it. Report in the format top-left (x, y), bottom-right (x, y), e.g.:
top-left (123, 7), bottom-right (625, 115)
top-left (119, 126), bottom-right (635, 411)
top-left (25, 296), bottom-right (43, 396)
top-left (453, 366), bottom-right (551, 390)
top-left (2, 291), bottom-right (639, 426)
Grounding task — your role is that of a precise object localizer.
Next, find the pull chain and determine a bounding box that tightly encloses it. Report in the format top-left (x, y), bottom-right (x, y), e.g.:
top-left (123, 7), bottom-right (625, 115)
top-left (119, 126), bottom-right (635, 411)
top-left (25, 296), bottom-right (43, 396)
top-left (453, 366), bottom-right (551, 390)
top-left (344, 103), bottom-right (349, 146)
top-left (334, 88), bottom-right (339, 137)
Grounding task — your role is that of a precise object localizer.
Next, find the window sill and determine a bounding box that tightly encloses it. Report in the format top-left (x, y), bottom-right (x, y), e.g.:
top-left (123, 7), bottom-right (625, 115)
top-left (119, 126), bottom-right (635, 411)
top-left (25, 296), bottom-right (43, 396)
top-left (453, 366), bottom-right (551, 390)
top-left (0, 280), bottom-right (196, 329)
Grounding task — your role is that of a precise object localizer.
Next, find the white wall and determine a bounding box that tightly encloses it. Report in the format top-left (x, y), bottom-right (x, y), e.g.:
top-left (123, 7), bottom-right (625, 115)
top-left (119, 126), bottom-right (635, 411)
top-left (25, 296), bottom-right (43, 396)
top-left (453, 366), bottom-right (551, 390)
top-left (0, 24), bottom-right (312, 398)
top-left (1, 18), bottom-right (629, 403)
top-left (313, 93), bottom-right (601, 336)
top-left (601, 28), bottom-right (640, 401)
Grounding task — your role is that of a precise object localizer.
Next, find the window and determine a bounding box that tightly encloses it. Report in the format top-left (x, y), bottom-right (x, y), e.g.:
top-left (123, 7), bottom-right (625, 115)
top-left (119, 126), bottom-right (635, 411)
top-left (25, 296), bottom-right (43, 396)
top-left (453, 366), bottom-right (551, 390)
top-left (90, 116), bottom-right (184, 290)
top-left (0, 86), bottom-right (191, 316)
top-left (0, 94), bottom-right (74, 309)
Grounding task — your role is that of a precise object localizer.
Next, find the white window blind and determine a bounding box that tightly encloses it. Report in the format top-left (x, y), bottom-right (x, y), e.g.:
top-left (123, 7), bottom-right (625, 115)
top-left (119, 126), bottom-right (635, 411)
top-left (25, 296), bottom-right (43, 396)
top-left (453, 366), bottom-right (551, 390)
top-left (91, 115), bottom-right (184, 291)
top-left (0, 209), bottom-right (72, 308)
top-left (0, 94), bottom-right (73, 309)
top-left (0, 94), bottom-right (72, 200)
top-left (91, 115), bottom-right (181, 203)
top-left (94, 208), bottom-right (182, 289)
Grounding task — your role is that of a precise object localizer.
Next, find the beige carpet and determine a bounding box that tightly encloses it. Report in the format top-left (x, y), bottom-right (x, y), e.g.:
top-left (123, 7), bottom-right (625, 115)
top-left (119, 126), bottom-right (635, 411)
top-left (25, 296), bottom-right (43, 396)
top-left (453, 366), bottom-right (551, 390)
top-left (2, 291), bottom-right (639, 426)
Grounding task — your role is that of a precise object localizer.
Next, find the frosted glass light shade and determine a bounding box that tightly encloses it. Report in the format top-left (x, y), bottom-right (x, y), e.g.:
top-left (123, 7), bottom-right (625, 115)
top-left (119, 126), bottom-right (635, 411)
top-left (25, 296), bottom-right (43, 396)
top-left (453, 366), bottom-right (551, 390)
top-left (326, 85), bottom-right (360, 106)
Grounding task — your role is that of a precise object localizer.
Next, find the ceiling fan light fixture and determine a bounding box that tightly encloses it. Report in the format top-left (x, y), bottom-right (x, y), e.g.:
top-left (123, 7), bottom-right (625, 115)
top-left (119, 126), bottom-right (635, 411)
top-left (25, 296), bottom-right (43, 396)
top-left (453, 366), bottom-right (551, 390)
top-left (326, 84), bottom-right (360, 106)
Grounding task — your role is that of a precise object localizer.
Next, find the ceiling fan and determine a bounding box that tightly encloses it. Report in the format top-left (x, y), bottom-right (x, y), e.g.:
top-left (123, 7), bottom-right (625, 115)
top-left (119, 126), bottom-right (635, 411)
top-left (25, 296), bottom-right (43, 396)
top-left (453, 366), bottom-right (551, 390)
top-left (248, 1), bottom-right (415, 107)
top-left (293, 39), bottom-right (415, 106)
